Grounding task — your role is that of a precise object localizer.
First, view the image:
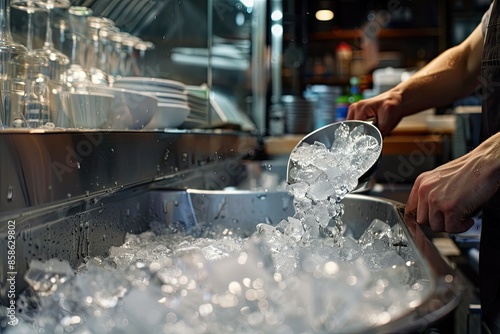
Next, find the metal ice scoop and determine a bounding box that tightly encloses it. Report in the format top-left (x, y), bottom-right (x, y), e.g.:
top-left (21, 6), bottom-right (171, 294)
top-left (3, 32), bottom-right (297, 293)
top-left (286, 120), bottom-right (383, 192)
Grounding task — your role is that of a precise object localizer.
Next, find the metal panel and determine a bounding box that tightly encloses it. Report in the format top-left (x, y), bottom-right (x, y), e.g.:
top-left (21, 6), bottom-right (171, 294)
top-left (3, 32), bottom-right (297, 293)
top-left (0, 129), bottom-right (259, 213)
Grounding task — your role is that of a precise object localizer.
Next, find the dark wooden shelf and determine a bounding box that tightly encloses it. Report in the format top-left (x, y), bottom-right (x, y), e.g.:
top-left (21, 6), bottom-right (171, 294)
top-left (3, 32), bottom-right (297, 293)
top-left (301, 75), bottom-right (350, 86)
top-left (307, 28), bottom-right (442, 41)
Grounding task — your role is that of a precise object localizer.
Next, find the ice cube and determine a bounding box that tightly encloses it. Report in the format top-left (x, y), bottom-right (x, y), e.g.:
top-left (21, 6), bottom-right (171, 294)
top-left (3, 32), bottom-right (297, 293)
top-left (76, 262), bottom-right (129, 308)
top-left (334, 123), bottom-right (350, 140)
top-left (287, 182), bottom-right (308, 200)
top-left (24, 259), bottom-right (74, 297)
top-left (358, 219), bottom-right (392, 246)
top-left (301, 215), bottom-right (320, 243)
top-left (276, 217), bottom-right (304, 242)
top-left (349, 124), bottom-right (365, 139)
top-left (338, 236), bottom-right (363, 262)
top-left (307, 180), bottom-right (333, 201)
top-left (201, 237), bottom-right (241, 261)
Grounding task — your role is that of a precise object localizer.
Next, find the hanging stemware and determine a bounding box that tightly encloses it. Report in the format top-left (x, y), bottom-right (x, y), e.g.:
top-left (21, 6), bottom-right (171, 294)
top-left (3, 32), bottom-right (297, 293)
top-left (33, 0), bottom-right (71, 83)
top-left (134, 40), bottom-right (155, 77)
top-left (8, 0), bottom-right (50, 128)
top-left (0, 0), bottom-right (27, 126)
top-left (85, 16), bottom-right (114, 85)
top-left (65, 5), bottom-right (93, 91)
top-left (120, 34), bottom-right (142, 77)
top-left (98, 24), bottom-right (119, 80)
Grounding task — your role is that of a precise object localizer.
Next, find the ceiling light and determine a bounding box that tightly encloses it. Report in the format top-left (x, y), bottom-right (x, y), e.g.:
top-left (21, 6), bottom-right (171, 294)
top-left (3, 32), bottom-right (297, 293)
top-left (315, 9), bottom-right (334, 21)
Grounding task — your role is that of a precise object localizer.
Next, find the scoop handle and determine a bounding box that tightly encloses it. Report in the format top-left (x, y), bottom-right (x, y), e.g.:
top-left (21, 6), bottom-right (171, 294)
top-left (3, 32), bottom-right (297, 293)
top-left (364, 117), bottom-right (376, 126)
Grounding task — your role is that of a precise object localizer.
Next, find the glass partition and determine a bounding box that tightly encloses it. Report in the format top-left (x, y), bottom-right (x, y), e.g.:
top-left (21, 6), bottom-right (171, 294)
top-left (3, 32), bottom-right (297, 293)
top-left (5, 0), bottom-right (275, 133)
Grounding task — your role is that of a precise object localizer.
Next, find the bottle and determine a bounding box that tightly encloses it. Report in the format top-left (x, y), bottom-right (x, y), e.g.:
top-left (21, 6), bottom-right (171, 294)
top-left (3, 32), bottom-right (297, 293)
top-left (335, 77), bottom-right (363, 122)
top-left (335, 95), bottom-right (349, 122)
top-left (348, 76), bottom-right (363, 104)
top-left (335, 42), bottom-right (352, 79)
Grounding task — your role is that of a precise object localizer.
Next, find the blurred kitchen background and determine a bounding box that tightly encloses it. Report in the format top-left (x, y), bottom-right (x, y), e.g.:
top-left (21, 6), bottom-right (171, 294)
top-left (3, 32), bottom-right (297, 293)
top-left (8, 0), bottom-right (490, 135)
top-left (5, 0), bottom-right (491, 191)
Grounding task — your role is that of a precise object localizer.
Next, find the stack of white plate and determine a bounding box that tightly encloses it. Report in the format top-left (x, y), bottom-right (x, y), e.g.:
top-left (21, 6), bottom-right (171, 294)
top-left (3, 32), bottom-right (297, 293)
top-left (183, 85), bottom-right (210, 128)
top-left (113, 77), bottom-right (190, 129)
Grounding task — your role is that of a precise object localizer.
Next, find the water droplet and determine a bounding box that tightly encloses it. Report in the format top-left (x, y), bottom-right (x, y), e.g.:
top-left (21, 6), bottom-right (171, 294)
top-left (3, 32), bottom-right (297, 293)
top-left (257, 194), bottom-right (267, 200)
top-left (7, 186), bottom-right (13, 201)
top-left (76, 162), bottom-right (81, 169)
top-left (111, 148), bottom-right (115, 153)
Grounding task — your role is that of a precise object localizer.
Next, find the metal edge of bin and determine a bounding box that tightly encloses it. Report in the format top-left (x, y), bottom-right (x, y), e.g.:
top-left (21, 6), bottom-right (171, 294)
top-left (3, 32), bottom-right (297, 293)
top-left (0, 189), bottom-right (466, 333)
top-left (342, 194), bottom-right (467, 333)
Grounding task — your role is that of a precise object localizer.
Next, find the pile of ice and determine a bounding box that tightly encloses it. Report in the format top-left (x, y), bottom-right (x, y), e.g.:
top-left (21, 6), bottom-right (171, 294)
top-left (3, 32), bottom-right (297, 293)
top-left (8, 123), bottom-right (432, 334)
top-left (287, 122), bottom-right (381, 240)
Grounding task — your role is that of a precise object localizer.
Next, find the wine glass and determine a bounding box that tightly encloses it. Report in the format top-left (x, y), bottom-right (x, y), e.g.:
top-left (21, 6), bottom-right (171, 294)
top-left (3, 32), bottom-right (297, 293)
top-left (8, 0), bottom-right (50, 128)
top-left (0, 0), bottom-right (27, 126)
top-left (107, 30), bottom-right (124, 78)
top-left (33, 0), bottom-right (71, 83)
top-left (98, 24), bottom-right (119, 80)
top-left (134, 40), bottom-right (155, 77)
top-left (85, 16), bottom-right (114, 85)
top-left (65, 5), bottom-right (93, 90)
top-left (120, 34), bottom-right (142, 77)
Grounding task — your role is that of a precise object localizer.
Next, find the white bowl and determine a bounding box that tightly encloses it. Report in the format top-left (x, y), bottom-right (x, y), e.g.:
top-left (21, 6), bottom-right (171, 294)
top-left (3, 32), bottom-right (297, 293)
top-left (144, 103), bottom-right (190, 129)
top-left (88, 85), bottom-right (158, 129)
top-left (69, 92), bottom-right (114, 129)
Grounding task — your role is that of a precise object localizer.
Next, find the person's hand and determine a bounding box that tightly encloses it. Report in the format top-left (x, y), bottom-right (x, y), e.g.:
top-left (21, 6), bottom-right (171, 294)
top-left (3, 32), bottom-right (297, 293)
top-left (405, 133), bottom-right (500, 233)
top-left (346, 90), bottom-right (404, 137)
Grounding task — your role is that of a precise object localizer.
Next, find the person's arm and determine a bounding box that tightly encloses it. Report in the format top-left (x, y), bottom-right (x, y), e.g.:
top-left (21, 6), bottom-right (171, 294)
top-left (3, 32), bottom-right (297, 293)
top-left (406, 132), bottom-right (500, 233)
top-left (398, 24), bottom-right (484, 114)
top-left (347, 23), bottom-right (484, 136)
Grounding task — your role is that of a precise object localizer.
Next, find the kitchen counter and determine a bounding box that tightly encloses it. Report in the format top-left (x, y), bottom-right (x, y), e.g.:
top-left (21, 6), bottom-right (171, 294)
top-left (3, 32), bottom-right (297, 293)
top-left (264, 118), bottom-right (454, 157)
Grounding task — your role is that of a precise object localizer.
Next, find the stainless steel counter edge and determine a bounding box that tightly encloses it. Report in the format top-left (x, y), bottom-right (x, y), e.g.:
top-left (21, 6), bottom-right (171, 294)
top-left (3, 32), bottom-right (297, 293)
top-left (0, 129), bottom-right (260, 213)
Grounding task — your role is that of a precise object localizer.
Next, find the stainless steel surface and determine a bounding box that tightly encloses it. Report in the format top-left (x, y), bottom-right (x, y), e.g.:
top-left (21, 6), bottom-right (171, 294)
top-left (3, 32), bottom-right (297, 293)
top-left (0, 129), bottom-right (259, 213)
top-left (286, 120), bottom-right (383, 191)
top-left (0, 186), bottom-right (466, 332)
top-left (148, 188), bottom-right (295, 238)
top-left (251, 0), bottom-right (267, 134)
top-left (342, 194), bottom-right (467, 333)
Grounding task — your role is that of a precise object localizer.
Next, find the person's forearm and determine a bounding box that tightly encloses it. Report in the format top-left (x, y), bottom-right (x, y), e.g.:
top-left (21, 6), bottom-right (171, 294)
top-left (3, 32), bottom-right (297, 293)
top-left (391, 25), bottom-right (483, 117)
top-left (470, 131), bottom-right (500, 186)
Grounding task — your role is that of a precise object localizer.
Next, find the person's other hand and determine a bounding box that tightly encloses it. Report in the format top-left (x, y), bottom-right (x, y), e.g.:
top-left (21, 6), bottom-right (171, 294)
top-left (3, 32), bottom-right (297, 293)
top-left (346, 90), bottom-right (404, 137)
top-left (406, 135), bottom-right (500, 233)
